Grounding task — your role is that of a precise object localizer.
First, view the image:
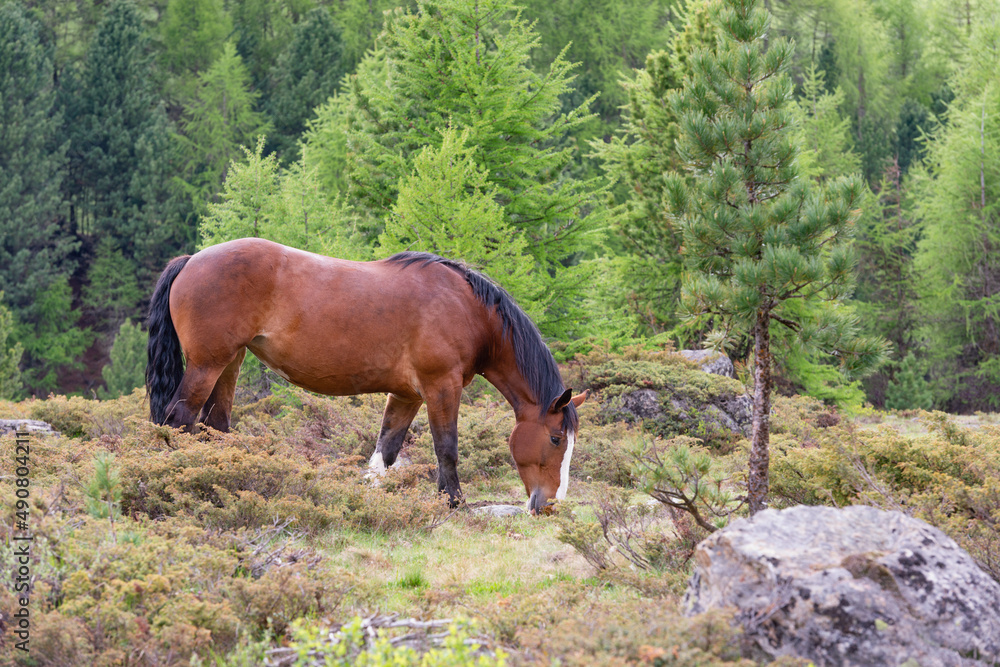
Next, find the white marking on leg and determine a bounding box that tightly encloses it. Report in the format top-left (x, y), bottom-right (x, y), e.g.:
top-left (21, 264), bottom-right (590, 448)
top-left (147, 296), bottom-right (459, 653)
top-left (368, 450), bottom-right (387, 475)
top-left (556, 430), bottom-right (575, 501)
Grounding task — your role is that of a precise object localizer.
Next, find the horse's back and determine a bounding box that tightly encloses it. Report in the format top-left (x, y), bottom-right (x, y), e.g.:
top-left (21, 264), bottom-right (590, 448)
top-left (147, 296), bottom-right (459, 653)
top-left (168, 239), bottom-right (491, 397)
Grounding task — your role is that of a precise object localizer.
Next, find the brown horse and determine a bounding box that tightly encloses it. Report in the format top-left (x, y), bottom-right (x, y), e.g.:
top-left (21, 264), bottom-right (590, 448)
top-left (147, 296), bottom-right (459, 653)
top-left (146, 238), bottom-right (586, 512)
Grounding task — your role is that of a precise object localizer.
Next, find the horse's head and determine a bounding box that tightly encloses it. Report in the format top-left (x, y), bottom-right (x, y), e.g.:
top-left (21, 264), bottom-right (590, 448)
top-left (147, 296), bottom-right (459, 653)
top-left (509, 389), bottom-right (589, 514)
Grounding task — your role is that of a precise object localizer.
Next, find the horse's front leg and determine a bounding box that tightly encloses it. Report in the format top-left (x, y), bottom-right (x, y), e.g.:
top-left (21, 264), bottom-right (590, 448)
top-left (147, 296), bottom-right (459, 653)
top-left (370, 393), bottom-right (423, 472)
top-left (424, 381), bottom-right (464, 507)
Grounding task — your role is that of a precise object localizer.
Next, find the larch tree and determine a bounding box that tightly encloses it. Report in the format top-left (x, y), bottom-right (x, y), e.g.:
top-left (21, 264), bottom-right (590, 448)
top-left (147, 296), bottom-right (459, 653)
top-left (665, 0), bottom-right (887, 513)
top-left (590, 0), bottom-right (718, 335)
top-left (178, 41), bottom-right (271, 215)
top-left (912, 13), bottom-right (1000, 411)
top-left (335, 0), bottom-right (609, 337)
top-left (160, 0), bottom-right (231, 98)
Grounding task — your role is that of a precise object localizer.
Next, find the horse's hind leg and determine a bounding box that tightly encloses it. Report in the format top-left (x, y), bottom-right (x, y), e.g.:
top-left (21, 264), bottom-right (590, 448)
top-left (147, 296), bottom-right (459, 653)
top-left (370, 393), bottom-right (423, 472)
top-left (164, 365), bottom-right (225, 432)
top-left (199, 348), bottom-right (247, 432)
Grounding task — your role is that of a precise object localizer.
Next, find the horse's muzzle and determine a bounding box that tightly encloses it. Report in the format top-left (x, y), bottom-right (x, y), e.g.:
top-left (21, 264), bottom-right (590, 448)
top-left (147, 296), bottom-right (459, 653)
top-left (527, 489), bottom-right (555, 516)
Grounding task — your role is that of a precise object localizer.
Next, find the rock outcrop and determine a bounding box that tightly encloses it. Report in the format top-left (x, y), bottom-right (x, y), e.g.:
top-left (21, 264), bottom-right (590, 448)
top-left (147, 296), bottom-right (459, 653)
top-left (0, 419), bottom-right (58, 437)
top-left (678, 349), bottom-right (736, 378)
top-left (684, 505), bottom-right (1000, 666)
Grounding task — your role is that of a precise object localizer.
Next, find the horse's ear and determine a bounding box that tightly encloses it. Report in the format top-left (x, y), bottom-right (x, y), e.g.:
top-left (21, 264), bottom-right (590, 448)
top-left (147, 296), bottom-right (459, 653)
top-left (549, 388), bottom-right (573, 414)
top-left (571, 389), bottom-right (589, 407)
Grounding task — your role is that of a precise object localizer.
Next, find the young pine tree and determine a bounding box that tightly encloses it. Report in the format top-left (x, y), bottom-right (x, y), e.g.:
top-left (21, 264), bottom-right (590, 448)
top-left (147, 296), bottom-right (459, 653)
top-left (665, 0), bottom-right (887, 514)
top-left (99, 318), bottom-right (147, 400)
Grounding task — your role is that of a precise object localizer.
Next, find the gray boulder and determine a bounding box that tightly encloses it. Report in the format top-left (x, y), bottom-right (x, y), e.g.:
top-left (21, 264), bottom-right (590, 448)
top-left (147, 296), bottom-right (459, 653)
top-left (472, 504), bottom-right (525, 518)
top-left (685, 505), bottom-right (1000, 666)
top-left (0, 419), bottom-right (57, 437)
top-left (678, 349), bottom-right (736, 378)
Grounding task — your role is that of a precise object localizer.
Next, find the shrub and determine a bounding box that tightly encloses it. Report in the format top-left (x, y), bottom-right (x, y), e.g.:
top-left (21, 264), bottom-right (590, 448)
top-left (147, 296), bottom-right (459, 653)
top-left (770, 412), bottom-right (1000, 581)
top-left (29, 388), bottom-right (146, 440)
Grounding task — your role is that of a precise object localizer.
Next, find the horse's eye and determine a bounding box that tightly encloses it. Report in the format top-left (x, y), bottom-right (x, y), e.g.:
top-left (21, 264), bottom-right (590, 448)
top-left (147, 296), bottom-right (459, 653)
top-left (550, 435), bottom-right (561, 446)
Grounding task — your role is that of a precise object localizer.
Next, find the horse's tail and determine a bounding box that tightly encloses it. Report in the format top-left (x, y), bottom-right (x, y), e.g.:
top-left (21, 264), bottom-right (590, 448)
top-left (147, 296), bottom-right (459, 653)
top-left (146, 255), bottom-right (191, 424)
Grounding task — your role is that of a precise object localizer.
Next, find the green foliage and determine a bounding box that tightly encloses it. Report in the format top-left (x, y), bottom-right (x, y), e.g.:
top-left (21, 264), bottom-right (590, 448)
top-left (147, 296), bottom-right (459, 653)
top-left (329, 0), bottom-right (609, 336)
top-left (82, 238), bottom-right (143, 331)
top-left (912, 14), bottom-right (1000, 411)
top-left (895, 97), bottom-right (931, 174)
top-left (0, 3), bottom-right (76, 322)
top-left (266, 7), bottom-right (345, 161)
top-left (791, 63), bottom-right (862, 183)
top-left (178, 41), bottom-right (272, 215)
top-left (99, 319), bottom-right (147, 400)
top-left (590, 50), bottom-right (684, 334)
top-left (230, 0), bottom-right (300, 91)
top-left (528, 0), bottom-right (675, 125)
top-left (160, 0), bottom-right (231, 94)
top-left (62, 0), bottom-right (188, 273)
top-left (885, 351), bottom-right (934, 411)
top-left (635, 437), bottom-right (739, 532)
top-left (380, 128), bottom-right (537, 315)
top-left (17, 275), bottom-right (94, 394)
top-left (0, 292), bottom-right (23, 400)
top-left (200, 137), bottom-right (365, 258)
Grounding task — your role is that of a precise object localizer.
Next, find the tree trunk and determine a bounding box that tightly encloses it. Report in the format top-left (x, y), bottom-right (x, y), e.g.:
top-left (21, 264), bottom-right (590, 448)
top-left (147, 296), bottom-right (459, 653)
top-left (748, 307), bottom-right (772, 515)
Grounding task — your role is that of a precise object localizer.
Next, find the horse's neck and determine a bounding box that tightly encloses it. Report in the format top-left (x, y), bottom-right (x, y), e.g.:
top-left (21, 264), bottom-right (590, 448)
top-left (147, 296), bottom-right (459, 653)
top-left (482, 342), bottom-right (540, 421)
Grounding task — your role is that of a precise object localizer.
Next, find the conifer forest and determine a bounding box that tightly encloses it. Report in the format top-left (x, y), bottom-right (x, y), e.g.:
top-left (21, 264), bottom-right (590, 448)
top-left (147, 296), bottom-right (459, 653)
top-left (2, 0), bottom-right (1000, 664)
top-left (0, 0), bottom-right (996, 412)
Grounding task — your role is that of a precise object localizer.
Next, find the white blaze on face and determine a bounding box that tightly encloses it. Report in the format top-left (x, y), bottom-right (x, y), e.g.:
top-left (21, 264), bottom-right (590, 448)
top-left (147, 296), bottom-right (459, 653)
top-left (555, 430), bottom-right (575, 500)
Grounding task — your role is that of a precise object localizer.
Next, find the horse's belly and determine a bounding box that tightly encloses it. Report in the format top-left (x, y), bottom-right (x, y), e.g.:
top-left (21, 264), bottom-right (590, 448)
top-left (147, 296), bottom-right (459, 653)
top-left (247, 335), bottom-right (414, 397)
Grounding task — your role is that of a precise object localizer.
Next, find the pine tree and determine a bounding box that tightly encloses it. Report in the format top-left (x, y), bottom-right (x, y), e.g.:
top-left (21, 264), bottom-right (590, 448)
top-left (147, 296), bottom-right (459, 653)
top-left (99, 319), bottom-right (147, 399)
top-left (333, 0), bottom-right (609, 337)
top-left (885, 351), bottom-right (934, 411)
top-left (177, 42), bottom-right (271, 214)
top-left (16, 276), bottom-right (93, 394)
top-left (0, 3), bottom-right (76, 318)
top-left (854, 162), bottom-right (921, 405)
top-left (266, 8), bottom-right (345, 162)
top-left (526, 0), bottom-right (676, 125)
top-left (230, 0), bottom-right (296, 92)
top-left (63, 0), bottom-right (188, 274)
top-left (666, 0), bottom-right (887, 513)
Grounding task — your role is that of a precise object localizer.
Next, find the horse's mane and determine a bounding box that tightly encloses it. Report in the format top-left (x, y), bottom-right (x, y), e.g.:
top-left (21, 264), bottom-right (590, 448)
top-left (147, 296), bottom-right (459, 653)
top-left (385, 251), bottom-right (578, 432)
